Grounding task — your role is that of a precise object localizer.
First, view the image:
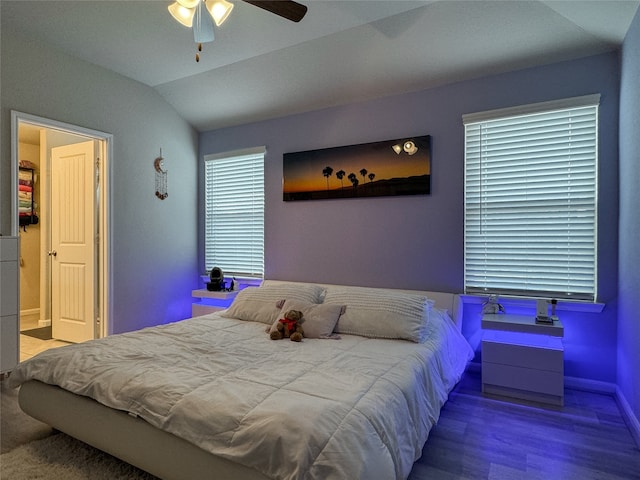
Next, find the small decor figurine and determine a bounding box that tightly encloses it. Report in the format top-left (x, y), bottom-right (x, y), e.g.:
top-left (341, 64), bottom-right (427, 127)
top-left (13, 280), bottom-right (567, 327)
top-left (481, 294), bottom-right (505, 315)
top-left (154, 150), bottom-right (168, 200)
top-left (270, 310), bottom-right (305, 342)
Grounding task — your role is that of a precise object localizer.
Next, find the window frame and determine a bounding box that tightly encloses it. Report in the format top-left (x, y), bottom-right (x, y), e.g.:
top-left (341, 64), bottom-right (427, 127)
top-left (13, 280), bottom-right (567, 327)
top-left (463, 94), bottom-right (600, 302)
top-left (203, 146), bottom-right (266, 279)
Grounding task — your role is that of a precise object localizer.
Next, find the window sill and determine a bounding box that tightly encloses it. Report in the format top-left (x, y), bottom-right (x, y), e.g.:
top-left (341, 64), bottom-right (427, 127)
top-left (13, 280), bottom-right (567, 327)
top-left (199, 275), bottom-right (263, 287)
top-left (460, 294), bottom-right (605, 314)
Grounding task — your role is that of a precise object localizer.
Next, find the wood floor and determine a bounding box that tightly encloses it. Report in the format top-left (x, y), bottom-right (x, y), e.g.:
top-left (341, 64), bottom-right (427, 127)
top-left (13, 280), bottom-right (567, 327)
top-left (2, 367), bottom-right (639, 479)
top-left (409, 370), bottom-right (640, 480)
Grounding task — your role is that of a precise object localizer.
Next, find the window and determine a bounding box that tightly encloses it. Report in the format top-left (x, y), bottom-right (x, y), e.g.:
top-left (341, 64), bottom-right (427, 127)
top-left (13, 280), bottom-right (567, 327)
top-left (204, 147), bottom-right (265, 278)
top-left (463, 95), bottom-right (599, 301)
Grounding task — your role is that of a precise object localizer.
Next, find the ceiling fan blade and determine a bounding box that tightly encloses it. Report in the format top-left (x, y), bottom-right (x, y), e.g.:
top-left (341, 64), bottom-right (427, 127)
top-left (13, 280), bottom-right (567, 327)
top-left (243, 1), bottom-right (307, 22)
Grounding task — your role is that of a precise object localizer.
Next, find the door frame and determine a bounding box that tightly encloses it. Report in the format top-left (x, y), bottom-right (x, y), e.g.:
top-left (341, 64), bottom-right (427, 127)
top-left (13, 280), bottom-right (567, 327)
top-left (10, 111), bottom-right (112, 339)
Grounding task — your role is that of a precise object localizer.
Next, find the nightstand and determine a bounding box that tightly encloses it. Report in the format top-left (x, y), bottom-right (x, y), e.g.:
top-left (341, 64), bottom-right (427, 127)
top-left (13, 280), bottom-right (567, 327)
top-left (191, 289), bottom-right (239, 317)
top-left (481, 313), bottom-right (564, 406)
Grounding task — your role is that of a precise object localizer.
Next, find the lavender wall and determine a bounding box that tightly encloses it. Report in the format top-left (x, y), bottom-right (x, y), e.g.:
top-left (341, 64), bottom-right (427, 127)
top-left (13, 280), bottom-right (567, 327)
top-left (618, 9), bottom-right (640, 429)
top-left (200, 53), bottom-right (620, 383)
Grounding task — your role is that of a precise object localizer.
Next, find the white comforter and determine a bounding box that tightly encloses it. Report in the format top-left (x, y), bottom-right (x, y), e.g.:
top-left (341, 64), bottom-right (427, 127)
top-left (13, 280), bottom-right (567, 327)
top-left (10, 310), bottom-right (473, 480)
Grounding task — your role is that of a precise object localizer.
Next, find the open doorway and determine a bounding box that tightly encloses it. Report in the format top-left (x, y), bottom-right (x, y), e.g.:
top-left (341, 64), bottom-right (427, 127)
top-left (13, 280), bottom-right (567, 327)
top-left (11, 112), bottom-right (111, 360)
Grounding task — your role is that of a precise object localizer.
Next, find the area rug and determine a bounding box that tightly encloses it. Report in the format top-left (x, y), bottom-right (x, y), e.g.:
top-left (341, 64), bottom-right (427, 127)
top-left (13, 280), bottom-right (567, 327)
top-left (20, 326), bottom-right (52, 340)
top-left (0, 433), bottom-right (158, 480)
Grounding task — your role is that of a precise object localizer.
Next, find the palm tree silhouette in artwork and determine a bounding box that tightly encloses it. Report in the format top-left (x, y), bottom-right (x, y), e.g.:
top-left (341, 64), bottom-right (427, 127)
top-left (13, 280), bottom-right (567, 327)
top-left (336, 170), bottom-right (346, 191)
top-left (322, 166), bottom-right (334, 191)
top-left (360, 168), bottom-right (368, 184)
top-left (368, 173), bottom-right (375, 183)
top-left (348, 173), bottom-right (359, 193)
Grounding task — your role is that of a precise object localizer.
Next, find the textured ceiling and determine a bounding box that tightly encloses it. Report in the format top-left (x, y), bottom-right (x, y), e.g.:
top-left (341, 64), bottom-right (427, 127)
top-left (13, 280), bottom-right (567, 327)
top-left (3, 0), bottom-right (638, 131)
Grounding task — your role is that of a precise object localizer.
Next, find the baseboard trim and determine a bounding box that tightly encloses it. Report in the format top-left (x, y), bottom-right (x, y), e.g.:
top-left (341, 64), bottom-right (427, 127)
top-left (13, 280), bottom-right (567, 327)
top-left (20, 307), bottom-right (39, 317)
top-left (615, 386), bottom-right (640, 449)
top-left (20, 308), bottom-right (50, 327)
top-left (564, 375), bottom-right (617, 394)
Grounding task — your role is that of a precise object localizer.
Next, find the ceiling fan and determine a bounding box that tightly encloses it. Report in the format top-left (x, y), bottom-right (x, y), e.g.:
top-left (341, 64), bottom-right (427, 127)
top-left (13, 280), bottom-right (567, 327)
top-left (168, 0), bottom-right (308, 61)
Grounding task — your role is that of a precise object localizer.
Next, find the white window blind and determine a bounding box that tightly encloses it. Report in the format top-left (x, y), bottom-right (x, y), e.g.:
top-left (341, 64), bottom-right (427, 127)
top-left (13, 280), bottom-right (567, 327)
top-left (463, 95), bottom-right (599, 301)
top-left (204, 147), bottom-right (265, 278)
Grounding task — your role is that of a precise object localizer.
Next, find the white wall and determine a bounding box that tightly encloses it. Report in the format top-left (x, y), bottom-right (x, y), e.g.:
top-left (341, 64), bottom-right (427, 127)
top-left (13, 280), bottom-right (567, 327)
top-left (1, 28), bottom-right (199, 333)
top-left (618, 7), bottom-right (640, 439)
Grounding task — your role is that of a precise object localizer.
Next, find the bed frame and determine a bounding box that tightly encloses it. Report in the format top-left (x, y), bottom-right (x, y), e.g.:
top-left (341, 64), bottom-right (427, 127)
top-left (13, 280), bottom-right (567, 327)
top-left (18, 285), bottom-right (463, 480)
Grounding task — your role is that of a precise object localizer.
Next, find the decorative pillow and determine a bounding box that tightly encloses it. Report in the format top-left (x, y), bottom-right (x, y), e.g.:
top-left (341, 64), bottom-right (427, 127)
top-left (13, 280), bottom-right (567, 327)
top-left (268, 299), bottom-right (346, 339)
top-left (220, 283), bottom-right (325, 325)
top-left (260, 280), bottom-right (327, 301)
top-left (323, 286), bottom-right (434, 342)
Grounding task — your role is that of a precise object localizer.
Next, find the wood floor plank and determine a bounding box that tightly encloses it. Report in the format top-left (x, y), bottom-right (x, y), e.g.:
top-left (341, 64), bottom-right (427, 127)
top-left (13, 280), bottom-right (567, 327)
top-left (409, 370), bottom-right (640, 480)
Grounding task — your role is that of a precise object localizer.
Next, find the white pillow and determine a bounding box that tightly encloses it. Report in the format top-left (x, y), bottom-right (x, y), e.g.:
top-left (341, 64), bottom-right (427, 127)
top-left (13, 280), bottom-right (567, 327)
top-left (221, 283), bottom-right (325, 325)
top-left (323, 286), bottom-right (433, 342)
top-left (269, 299), bottom-right (345, 339)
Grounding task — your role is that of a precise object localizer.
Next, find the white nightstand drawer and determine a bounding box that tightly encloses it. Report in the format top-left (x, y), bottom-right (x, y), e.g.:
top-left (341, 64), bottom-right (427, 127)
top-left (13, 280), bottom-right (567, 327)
top-left (483, 339), bottom-right (563, 373)
top-left (482, 362), bottom-right (564, 397)
top-left (481, 312), bottom-right (564, 406)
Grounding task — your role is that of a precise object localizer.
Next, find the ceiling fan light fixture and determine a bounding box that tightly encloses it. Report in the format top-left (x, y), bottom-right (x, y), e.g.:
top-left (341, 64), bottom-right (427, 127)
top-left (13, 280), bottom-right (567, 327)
top-left (176, 0), bottom-right (200, 8)
top-left (169, 0), bottom-right (307, 62)
top-left (168, 2), bottom-right (195, 27)
top-left (392, 144), bottom-right (402, 154)
top-left (206, 0), bottom-right (234, 26)
top-left (193, 0), bottom-right (215, 43)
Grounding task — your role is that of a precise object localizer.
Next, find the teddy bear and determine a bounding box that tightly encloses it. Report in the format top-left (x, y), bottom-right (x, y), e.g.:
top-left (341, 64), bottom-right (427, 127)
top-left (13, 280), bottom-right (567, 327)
top-left (270, 309), bottom-right (305, 342)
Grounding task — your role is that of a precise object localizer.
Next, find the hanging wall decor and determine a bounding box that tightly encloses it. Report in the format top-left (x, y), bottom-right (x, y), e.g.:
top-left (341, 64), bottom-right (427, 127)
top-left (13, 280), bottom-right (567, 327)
top-left (154, 150), bottom-right (168, 200)
top-left (18, 160), bottom-right (39, 231)
top-left (283, 135), bottom-right (431, 201)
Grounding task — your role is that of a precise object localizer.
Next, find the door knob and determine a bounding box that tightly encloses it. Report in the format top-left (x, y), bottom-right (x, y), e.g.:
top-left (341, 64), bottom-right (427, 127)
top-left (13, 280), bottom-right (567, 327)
top-left (48, 250), bottom-right (57, 257)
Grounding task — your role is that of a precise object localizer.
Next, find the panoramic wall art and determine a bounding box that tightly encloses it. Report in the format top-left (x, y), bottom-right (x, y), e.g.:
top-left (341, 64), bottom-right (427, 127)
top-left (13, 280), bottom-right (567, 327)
top-left (283, 135), bottom-right (431, 201)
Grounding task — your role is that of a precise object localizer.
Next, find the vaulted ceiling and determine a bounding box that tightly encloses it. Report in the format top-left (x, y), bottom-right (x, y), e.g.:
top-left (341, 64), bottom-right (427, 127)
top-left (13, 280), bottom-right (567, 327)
top-left (2, 1), bottom-right (638, 131)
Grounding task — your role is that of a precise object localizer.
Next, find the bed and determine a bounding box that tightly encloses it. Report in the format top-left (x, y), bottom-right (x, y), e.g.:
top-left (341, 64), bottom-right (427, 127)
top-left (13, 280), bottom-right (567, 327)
top-left (9, 281), bottom-right (473, 480)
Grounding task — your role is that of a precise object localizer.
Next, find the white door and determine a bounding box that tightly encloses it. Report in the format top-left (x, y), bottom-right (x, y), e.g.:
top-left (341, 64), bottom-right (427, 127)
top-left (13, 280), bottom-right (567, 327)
top-left (51, 141), bottom-right (97, 343)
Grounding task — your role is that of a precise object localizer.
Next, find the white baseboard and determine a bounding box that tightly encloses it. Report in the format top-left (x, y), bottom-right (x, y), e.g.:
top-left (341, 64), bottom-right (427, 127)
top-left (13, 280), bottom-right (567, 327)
top-left (615, 386), bottom-right (640, 449)
top-left (20, 308), bottom-right (51, 327)
top-left (20, 307), bottom-right (39, 317)
top-left (564, 375), bottom-right (617, 394)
